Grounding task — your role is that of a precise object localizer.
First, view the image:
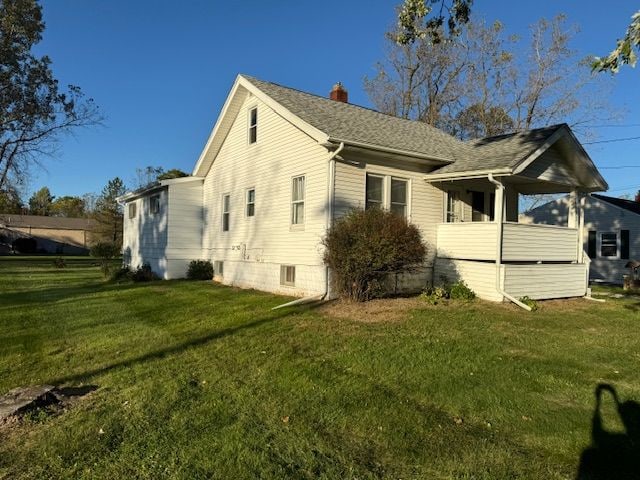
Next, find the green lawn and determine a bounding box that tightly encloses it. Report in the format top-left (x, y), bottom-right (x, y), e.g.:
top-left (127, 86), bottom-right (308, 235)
top-left (0, 257), bottom-right (639, 479)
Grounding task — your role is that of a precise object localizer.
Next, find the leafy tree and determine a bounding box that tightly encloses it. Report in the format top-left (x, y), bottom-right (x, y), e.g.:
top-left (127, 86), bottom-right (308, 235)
top-left (366, 10), bottom-right (615, 139)
top-left (395, 0), bottom-right (472, 45)
top-left (157, 168), bottom-right (188, 181)
top-left (0, 186), bottom-right (23, 213)
top-left (0, 0), bottom-right (101, 190)
top-left (133, 166), bottom-right (164, 190)
top-left (51, 195), bottom-right (85, 217)
top-left (593, 11), bottom-right (640, 73)
top-left (28, 186), bottom-right (53, 215)
top-left (93, 177), bottom-right (126, 245)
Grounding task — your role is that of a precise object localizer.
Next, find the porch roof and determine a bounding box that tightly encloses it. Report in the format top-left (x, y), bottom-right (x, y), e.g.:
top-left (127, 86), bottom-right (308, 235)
top-left (424, 124), bottom-right (608, 193)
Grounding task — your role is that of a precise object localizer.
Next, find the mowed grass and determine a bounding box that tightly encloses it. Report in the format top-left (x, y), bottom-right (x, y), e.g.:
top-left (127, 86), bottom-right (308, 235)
top-left (0, 257), bottom-right (639, 479)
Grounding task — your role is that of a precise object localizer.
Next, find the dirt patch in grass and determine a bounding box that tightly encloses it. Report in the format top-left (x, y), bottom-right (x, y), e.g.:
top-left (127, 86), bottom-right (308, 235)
top-left (319, 297), bottom-right (426, 323)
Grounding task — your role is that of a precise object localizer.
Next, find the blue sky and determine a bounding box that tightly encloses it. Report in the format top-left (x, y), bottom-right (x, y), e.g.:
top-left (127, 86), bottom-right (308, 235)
top-left (30, 0), bottom-right (639, 199)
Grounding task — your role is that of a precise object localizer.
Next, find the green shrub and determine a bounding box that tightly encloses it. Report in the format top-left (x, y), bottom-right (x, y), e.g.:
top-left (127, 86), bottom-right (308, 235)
top-left (131, 264), bottom-right (160, 282)
top-left (186, 260), bottom-right (213, 280)
top-left (52, 257), bottom-right (66, 269)
top-left (519, 296), bottom-right (538, 311)
top-left (420, 285), bottom-right (449, 305)
top-left (449, 281), bottom-right (476, 300)
top-left (322, 208), bottom-right (427, 301)
top-left (90, 242), bottom-right (120, 276)
top-left (109, 266), bottom-right (133, 282)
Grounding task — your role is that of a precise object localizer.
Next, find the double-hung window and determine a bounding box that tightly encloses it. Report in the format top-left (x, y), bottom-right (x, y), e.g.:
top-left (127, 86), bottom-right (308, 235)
top-left (222, 194), bottom-right (230, 232)
top-left (366, 173), bottom-right (409, 217)
top-left (128, 202), bottom-right (136, 219)
top-left (600, 232), bottom-right (618, 257)
top-left (246, 188), bottom-right (255, 217)
top-left (248, 107), bottom-right (257, 144)
top-left (291, 176), bottom-right (305, 225)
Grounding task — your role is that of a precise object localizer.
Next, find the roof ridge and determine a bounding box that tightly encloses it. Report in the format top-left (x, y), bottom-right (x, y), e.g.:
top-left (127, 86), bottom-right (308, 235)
top-left (240, 74), bottom-right (464, 144)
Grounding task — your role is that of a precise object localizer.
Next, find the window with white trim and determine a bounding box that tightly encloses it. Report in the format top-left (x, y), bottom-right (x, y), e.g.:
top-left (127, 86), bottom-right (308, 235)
top-left (222, 194), bottom-right (230, 232)
top-left (291, 176), bottom-right (305, 225)
top-left (366, 173), bottom-right (409, 217)
top-left (390, 178), bottom-right (408, 217)
top-left (248, 107), bottom-right (257, 144)
top-left (214, 260), bottom-right (224, 278)
top-left (600, 232), bottom-right (618, 257)
top-left (280, 265), bottom-right (295, 286)
top-left (366, 174), bottom-right (384, 210)
top-left (149, 195), bottom-right (160, 214)
top-left (246, 188), bottom-right (255, 217)
top-left (128, 202), bottom-right (136, 219)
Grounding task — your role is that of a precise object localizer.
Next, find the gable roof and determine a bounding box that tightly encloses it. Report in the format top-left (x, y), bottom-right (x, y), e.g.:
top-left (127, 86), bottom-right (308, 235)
top-left (0, 214), bottom-right (97, 231)
top-left (242, 76), bottom-right (467, 162)
top-left (431, 124), bottom-right (566, 175)
top-left (592, 194), bottom-right (640, 215)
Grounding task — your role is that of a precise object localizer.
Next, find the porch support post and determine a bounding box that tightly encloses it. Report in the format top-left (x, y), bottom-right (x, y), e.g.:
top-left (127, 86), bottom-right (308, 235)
top-left (577, 192), bottom-right (585, 263)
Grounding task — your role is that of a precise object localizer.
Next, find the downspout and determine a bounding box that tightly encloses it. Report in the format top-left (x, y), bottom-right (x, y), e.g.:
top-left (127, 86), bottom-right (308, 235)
top-left (272, 142), bottom-right (345, 310)
top-left (487, 174), bottom-right (532, 311)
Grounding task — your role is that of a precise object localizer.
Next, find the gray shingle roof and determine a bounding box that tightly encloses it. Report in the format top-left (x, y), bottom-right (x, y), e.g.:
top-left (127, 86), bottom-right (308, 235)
top-left (431, 124), bottom-right (566, 175)
top-left (243, 75), bottom-right (468, 162)
top-left (593, 194), bottom-right (640, 215)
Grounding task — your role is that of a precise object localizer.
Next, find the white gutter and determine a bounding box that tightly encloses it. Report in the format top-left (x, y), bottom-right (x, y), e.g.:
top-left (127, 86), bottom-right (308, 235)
top-left (487, 173), bottom-right (532, 311)
top-left (272, 142), bottom-right (345, 311)
top-left (424, 168), bottom-right (512, 182)
top-left (328, 137), bottom-right (453, 164)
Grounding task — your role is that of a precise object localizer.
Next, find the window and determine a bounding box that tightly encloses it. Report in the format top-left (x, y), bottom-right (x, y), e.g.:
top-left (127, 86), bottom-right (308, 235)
top-left (128, 202), bottom-right (136, 219)
top-left (600, 232), bottom-right (618, 257)
top-left (246, 188), bottom-right (255, 217)
top-left (214, 260), bottom-right (224, 278)
top-left (248, 107), bottom-right (257, 144)
top-left (390, 178), bottom-right (408, 217)
top-left (149, 195), bottom-right (160, 214)
top-left (222, 194), bottom-right (230, 231)
top-left (446, 191), bottom-right (462, 222)
top-left (291, 176), bottom-right (305, 225)
top-left (366, 174), bottom-right (384, 210)
top-left (280, 265), bottom-right (295, 286)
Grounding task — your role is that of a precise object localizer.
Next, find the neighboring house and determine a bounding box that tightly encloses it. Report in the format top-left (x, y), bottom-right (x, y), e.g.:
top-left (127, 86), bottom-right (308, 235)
top-left (522, 193), bottom-right (640, 284)
top-left (119, 75), bottom-right (608, 304)
top-left (0, 214), bottom-right (96, 255)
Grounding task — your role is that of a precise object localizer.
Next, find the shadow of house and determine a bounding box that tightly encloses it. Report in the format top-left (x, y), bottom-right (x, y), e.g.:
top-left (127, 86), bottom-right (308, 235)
top-left (576, 384), bottom-right (640, 480)
top-left (0, 214), bottom-right (96, 255)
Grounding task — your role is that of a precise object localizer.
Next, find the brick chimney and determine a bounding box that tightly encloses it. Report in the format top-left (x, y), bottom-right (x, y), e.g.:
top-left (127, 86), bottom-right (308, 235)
top-left (329, 82), bottom-right (348, 103)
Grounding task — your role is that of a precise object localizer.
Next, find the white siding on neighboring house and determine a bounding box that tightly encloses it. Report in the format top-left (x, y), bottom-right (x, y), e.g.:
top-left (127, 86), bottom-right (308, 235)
top-left (521, 195), bottom-right (640, 283)
top-left (201, 93), bottom-right (329, 297)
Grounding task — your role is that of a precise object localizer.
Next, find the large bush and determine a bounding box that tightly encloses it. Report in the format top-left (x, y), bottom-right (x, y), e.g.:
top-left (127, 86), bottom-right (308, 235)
top-left (322, 208), bottom-right (427, 301)
top-left (187, 260), bottom-right (213, 280)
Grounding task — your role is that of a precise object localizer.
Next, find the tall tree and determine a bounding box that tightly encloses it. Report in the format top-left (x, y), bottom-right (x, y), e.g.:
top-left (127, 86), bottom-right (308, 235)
top-left (592, 10), bottom-right (640, 73)
top-left (366, 4), bottom-right (615, 140)
top-left (51, 195), bottom-right (85, 217)
top-left (0, 186), bottom-right (23, 213)
top-left (0, 0), bottom-right (101, 190)
top-left (133, 166), bottom-right (164, 190)
top-left (157, 168), bottom-right (188, 181)
top-left (93, 177), bottom-right (125, 245)
top-left (28, 186), bottom-right (53, 215)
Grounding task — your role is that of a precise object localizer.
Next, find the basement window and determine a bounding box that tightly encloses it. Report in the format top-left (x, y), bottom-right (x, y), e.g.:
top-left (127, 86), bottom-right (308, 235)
top-left (128, 202), bottom-right (137, 219)
top-left (280, 265), bottom-right (296, 286)
top-left (214, 260), bottom-right (224, 278)
top-left (248, 107), bottom-right (258, 144)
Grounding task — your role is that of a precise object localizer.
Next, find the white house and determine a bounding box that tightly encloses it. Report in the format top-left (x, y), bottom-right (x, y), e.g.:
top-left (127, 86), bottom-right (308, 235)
top-left (522, 193), bottom-right (639, 283)
top-left (119, 74), bottom-right (609, 306)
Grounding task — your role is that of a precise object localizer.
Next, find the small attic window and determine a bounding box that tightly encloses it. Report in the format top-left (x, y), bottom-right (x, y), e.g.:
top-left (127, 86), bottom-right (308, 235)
top-left (149, 195), bottom-right (160, 214)
top-left (248, 107), bottom-right (257, 144)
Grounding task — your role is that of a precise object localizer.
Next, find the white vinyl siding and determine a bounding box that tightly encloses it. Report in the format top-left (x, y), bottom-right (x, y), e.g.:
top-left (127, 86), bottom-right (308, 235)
top-left (202, 93), bottom-right (328, 297)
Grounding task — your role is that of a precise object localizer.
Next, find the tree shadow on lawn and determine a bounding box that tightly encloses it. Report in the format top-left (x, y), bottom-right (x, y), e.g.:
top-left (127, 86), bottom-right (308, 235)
top-left (576, 383), bottom-right (640, 479)
top-left (47, 302), bottom-right (322, 386)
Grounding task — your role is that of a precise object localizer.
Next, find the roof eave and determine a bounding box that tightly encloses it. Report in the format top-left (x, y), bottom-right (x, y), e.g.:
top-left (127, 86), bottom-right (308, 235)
top-left (327, 137), bottom-right (454, 165)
